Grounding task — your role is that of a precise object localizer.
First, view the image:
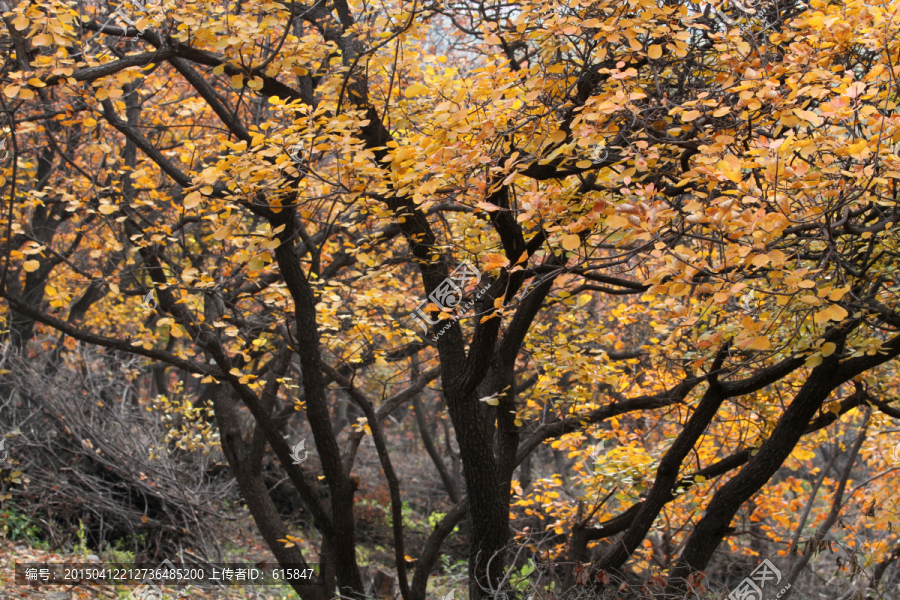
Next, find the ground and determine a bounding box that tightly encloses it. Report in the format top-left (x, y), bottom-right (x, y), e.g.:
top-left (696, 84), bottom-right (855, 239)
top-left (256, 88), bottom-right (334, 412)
top-left (0, 536), bottom-right (298, 600)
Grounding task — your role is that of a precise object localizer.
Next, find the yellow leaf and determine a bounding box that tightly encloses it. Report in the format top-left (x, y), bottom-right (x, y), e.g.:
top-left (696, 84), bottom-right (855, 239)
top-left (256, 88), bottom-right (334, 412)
top-left (820, 342), bottom-right (837, 357)
top-left (213, 225), bottom-right (232, 240)
top-left (606, 215), bottom-right (629, 229)
top-left (12, 16), bottom-right (28, 30)
top-left (109, 282), bottom-right (120, 295)
top-left (793, 109), bottom-right (821, 126)
top-left (805, 354), bottom-right (823, 368)
top-left (549, 129), bottom-right (566, 144)
top-left (493, 295), bottom-right (505, 309)
top-left (847, 139), bottom-right (868, 159)
top-left (183, 191), bottom-right (202, 209)
top-left (231, 74), bottom-right (244, 89)
top-left (829, 286), bottom-right (850, 301)
top-left (4, 85), bottom-right (20, 98)
top-left (694, 475), bottom-right (707, 483)
top-left (828, 304), bottom-right (849, 321)
top-left (404, 83), bottom-right (429, 98)
top-left (99, 204), bottom-right (116, 215)
top-left (716, 160), bottom-right (742, 183)
top-left (791, 447), bottom-right (816, 462)
top-left (170, 325), bottom-right (184, 338)
top-left (748, 336), bottom-right (771, 350)
top-left (814, 304), bottom-right (848, 324)
top-left (648, 45), bottom-right (662, 60)
top-left (682, 110), bottom-right (701, 122)
top-left (22, 260), bottom-right (39, 272)
top-left (562, 234), bottom-right (580, 251)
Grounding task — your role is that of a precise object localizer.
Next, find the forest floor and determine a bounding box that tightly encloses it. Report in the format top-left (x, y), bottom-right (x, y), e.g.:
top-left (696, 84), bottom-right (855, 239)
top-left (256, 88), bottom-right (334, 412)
top-left (0, 535), bottom-right (298, 600)
top-left (0, 492), bottom-right (468, 600)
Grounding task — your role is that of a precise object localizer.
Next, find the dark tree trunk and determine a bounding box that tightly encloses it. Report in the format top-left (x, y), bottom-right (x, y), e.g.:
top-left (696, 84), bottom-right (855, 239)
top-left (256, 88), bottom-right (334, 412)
top-left (212, 384), bottom-right (329, 600)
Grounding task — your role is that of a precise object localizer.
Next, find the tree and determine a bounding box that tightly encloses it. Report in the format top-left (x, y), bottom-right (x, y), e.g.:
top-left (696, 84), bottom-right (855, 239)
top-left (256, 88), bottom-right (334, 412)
top-left (3, 0), bottom-right (900, 598)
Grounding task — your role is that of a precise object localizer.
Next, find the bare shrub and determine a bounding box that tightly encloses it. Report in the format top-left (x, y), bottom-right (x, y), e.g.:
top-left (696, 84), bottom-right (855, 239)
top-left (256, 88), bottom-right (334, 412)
top-left (0, 339), bottom-right (237, 561)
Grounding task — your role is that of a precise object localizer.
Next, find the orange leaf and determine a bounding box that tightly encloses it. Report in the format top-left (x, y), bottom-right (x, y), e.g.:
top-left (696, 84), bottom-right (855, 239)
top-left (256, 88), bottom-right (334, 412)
top-left (814, 304), bottom-right (848, 323)
top-left (562, 234), bottom-right (580, 251)
top-left (606, 215), bottom-right (629, 229)
top-left (748, 336), bottom-right (771, 350)
top-left (483, 253), bottom-right (509, 271)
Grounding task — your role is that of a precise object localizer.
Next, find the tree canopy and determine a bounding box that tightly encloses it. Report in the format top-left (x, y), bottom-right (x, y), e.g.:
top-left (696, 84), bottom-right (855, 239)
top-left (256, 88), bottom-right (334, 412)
top-left (3, 0), bottom-right (900, 597)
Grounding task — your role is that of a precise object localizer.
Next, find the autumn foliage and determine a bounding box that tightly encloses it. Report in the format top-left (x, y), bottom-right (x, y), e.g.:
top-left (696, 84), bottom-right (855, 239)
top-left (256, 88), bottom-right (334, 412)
top-left (3, 0), bottom-right (900, 597)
